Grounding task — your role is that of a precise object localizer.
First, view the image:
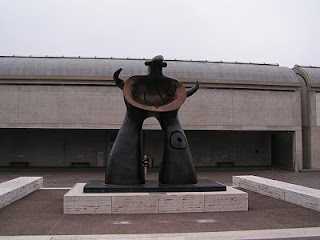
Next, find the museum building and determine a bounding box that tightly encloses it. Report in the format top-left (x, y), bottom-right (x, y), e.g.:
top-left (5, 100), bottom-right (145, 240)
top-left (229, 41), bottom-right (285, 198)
top-left (0, 55), bottom-right (318, 171)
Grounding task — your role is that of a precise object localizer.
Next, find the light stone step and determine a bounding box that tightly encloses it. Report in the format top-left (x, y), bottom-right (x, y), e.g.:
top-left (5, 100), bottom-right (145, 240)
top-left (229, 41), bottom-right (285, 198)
top-left (233, 175), bottom-right (320, 211)
top-left (0, 177), bottom-right (43, 209)
top-left (64, 183), bottom-right (248, 214)
top-left (1, 227), bottom-right (320, 240)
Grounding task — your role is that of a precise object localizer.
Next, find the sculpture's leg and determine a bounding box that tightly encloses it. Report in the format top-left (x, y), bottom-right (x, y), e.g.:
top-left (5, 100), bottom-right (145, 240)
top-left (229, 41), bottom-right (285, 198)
top-left (158, 111), bottom-right (198, 184)
top-left (105, 104), bottom-right (146, 185)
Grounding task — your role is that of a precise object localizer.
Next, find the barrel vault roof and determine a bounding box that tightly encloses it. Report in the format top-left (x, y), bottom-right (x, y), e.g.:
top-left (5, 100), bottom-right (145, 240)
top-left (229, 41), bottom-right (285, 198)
top-left (0, 56), bottom-right (299, 88)
top-left (293, 65), bottom-right (320, 87)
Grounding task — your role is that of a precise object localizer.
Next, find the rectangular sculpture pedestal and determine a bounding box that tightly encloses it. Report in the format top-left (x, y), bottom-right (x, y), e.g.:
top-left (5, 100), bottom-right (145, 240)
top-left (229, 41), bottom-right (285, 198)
top-left (64, 183), bottom-right (248, 214)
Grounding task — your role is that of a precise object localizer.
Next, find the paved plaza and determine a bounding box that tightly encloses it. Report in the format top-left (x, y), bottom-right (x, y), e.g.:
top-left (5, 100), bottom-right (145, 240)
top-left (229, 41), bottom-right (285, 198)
top-left (0, 168), bottom-right (319, 239)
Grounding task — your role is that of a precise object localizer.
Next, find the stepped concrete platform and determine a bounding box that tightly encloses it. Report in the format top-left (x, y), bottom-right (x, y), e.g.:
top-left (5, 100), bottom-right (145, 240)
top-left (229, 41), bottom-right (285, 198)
top-left (233, 175), bottom-right (320, 211)
top-left (64, 183), bottom-right (248, 214)
top-left (0, 177), bottom-right (43, 209)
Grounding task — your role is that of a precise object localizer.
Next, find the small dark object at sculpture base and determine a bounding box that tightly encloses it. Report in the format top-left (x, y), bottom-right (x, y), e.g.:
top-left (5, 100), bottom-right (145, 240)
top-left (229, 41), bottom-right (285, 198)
top-left (84, 179), bottom-right (226, 193)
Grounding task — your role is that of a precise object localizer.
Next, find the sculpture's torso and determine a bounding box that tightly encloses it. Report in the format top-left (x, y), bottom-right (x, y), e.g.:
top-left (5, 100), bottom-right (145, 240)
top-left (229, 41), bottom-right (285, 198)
top-left (123, 75), bottom-right (187, 112)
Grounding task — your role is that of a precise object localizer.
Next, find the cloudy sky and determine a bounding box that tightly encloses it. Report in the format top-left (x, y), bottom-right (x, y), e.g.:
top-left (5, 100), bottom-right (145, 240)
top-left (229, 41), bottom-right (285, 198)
top-left (0, 0), bottom-right (319, 67)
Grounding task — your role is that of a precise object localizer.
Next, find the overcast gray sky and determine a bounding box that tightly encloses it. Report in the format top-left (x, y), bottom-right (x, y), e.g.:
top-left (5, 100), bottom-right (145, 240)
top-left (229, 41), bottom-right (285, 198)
top-left (0, 0), bottom-right (319, 67)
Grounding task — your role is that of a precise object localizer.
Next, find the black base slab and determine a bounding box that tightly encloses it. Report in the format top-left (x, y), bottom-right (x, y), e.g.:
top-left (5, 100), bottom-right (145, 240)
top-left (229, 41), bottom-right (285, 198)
top-left (83, 179), bottom-right (226, 193)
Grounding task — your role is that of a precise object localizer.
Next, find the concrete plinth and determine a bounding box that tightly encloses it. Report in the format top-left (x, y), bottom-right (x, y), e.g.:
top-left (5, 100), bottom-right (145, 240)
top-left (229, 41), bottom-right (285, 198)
top-left (64, 183), bottom-right (248, 214)
top-left (0, 177), bottom-right (43, 209)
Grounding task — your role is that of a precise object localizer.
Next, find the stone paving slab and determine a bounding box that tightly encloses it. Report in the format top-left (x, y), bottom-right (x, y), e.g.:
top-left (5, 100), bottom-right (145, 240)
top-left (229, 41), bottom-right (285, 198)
top-left (233, 175), bottom-right (320, 211)
top-left (0, 177), bottom-right (43, 208)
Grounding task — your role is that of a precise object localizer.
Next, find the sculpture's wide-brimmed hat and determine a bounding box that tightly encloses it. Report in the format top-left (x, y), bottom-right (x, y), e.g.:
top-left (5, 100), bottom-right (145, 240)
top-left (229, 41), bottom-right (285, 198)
top-left (123, 75), bottom-right (187, 112)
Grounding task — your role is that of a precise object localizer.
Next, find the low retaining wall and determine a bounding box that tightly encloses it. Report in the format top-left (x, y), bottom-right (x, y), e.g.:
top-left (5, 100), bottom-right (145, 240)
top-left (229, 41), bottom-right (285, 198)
top-left (0, 177), bottom-right (43, 208)
top-left (233, 175), bottom-right (320, 211)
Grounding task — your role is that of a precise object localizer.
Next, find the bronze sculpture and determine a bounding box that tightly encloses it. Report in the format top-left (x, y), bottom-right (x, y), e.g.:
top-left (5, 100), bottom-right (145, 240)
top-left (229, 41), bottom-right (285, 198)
top-left (105, 55), bottom-right (199, 185)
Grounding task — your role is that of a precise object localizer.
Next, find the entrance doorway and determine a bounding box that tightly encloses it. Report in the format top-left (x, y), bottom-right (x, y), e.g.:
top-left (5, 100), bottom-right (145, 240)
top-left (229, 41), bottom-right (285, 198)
top-left (271, 132), bottom-right (294, 170)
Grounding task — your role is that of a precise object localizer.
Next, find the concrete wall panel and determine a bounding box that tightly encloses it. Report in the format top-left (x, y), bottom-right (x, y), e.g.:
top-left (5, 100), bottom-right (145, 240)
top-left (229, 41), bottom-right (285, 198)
top-left (316, 93), bottom-right (320, 126)
top-left (180, 89), bottom-right (233, 128)
top-left (232, 90), bottom-right (267, 126)
top-left (180, 89), bottom-right (300, 130)
top-left (304, 92), bottom-right (320, 169)
top-left (310, 129), bottom-right (320, 169)
top-left (0, 85), bottom-right (125, 128)
top-left (264, 91), bottom-right (295, 126)
top-left (0, 85), bottom-right (19, 123)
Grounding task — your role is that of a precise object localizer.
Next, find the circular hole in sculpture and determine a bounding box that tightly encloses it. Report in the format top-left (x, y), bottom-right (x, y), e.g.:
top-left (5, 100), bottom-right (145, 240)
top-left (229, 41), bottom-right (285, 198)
top-left (177, 137), bottom-right (182, 142)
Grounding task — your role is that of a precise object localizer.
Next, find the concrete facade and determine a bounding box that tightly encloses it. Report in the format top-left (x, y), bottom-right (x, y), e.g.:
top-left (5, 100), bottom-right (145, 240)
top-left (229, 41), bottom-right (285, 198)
top-left (294, 66), bottom-right (320, 169)
top-left (0, 56), bottom-right (303, 170)
top-left (0, 86), bottom-right (301, 131)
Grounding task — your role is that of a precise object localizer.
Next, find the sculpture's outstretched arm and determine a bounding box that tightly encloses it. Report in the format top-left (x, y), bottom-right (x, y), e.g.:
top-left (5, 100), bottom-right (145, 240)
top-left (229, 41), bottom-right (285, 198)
top-left (186, 81), bottom-right (199, 97)
top-left (113, 68), bottom-right (125, 90)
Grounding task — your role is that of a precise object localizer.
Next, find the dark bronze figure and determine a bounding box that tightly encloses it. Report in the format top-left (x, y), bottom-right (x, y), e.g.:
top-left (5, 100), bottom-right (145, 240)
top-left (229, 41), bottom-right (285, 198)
top-left (105, 55), bottom-right (199, 185)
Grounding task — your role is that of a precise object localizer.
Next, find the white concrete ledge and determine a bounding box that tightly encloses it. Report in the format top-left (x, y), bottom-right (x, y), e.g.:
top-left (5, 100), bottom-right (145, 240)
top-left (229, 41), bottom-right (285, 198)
top-left (64, 183), bottom-right (248, 214)
top-left (0, 177), bottom-right (43, 209)
top-left (233, 175), bottom-right (320, 211)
